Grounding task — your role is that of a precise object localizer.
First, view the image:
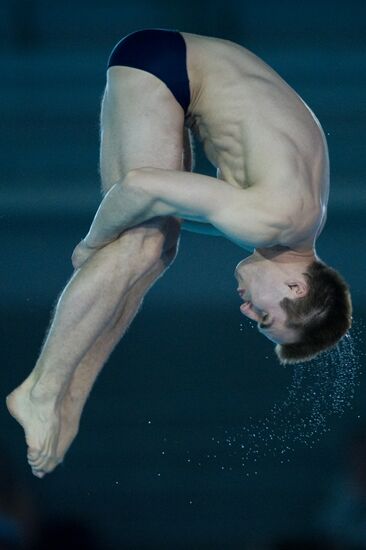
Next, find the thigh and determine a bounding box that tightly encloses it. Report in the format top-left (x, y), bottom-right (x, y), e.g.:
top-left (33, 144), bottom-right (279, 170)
top-left (99, 65), bottom-right (185, 195)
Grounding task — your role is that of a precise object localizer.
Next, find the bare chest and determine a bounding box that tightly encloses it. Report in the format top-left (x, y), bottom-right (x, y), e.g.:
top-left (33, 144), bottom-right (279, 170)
top-left (181, 31), bottom-right (329, 205)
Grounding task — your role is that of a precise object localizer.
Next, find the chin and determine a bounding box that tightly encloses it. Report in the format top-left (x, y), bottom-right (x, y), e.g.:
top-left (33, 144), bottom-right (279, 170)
top-left (264, 333), bottom-right (289, 345)
top-left (265, 335), bottom-right (279, 344)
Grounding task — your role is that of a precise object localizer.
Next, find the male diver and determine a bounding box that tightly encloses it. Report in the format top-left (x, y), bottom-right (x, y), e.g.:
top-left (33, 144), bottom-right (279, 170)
top-left (6, 29), bottom-right (352, 477)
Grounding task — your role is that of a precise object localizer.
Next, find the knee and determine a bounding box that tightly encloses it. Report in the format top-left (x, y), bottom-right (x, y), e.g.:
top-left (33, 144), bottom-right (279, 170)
top-left (134, 215), bottom-right (181, 253)
top-left (90, 216), bottom-right (181, 273)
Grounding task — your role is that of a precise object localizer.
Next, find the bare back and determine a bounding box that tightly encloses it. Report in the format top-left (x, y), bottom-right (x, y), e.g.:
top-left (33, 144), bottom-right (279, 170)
top-left (181, 31), bottom-right (329, 247)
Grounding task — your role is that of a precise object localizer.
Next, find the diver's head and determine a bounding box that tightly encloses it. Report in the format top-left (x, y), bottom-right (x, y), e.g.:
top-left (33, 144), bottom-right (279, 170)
top-left (234, 247), bottom-right (352, 364)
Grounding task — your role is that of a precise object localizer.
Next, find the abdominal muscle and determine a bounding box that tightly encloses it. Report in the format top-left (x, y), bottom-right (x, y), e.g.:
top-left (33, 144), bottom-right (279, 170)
top-left (180, 30), bottom-right (329, 245)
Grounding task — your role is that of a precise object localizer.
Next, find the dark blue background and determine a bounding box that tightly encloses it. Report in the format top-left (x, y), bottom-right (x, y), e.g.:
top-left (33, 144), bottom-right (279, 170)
top-left (1, 1), bottom-right (366, 548)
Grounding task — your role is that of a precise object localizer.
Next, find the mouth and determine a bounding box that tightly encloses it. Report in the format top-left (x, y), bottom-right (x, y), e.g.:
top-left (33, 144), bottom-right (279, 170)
top-left (240, 301), bottom-right (252, 313)
top-left (237, 288), bottom-right (246, 298)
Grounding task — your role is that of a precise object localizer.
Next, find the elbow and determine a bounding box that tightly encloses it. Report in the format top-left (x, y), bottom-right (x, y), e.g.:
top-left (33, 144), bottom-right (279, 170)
top-left (123, 168), bottom-right (142, 186)
top-left (123, 167), bottom-right (157, 194)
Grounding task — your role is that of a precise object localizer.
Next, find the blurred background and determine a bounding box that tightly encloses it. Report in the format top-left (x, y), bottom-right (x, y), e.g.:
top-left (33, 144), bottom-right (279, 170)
top-left (1, 0), bottom-right (366, 548)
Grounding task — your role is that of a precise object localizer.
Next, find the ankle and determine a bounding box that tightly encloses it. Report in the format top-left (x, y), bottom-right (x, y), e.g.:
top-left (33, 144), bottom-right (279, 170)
top-left (29, 378), bottom-right (63, 405)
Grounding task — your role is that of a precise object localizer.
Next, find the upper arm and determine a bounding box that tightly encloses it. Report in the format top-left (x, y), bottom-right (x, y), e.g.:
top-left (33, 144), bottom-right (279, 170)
top-left (134, 167), bottom-right (284, 249)
top-left (209, 186), bottom-right (286, 248)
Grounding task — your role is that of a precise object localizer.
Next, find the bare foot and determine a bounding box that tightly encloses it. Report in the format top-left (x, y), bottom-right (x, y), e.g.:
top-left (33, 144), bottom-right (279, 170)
top-left (6, 377), bottom-right (63, 478)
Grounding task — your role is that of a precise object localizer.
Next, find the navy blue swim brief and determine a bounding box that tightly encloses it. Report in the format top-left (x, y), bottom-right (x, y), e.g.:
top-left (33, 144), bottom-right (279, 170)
top-left (107, 28), bottom-right (191, 115)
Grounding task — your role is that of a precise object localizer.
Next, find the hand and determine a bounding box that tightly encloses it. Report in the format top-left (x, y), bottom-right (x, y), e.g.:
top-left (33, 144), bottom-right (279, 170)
top-left (71, 239), bottom-right (101, 270)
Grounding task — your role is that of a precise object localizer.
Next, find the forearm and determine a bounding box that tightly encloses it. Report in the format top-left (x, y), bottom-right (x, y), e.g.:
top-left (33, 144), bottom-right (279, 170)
top-left (181, 219), bottom-right (223, 236)
top-left (182, 131), bottom-right (214, 235)
top-left (84, 175), bottom-right (156, 248)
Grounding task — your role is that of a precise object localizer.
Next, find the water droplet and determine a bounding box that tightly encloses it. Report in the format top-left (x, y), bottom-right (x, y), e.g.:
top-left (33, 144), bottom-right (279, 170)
top-left (182, 321), bottom-right (363, 475)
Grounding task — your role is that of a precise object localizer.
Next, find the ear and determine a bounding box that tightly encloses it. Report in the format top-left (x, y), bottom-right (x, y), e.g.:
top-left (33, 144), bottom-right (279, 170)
top-left (288, 280), bottom-right (308, 298)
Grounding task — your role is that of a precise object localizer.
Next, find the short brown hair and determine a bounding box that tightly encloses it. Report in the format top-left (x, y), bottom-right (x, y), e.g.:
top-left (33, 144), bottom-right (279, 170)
top-left (274, 260), bottom-right (352, 364)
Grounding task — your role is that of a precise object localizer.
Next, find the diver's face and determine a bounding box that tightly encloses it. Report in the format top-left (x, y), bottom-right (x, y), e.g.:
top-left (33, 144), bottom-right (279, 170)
top-left (234, 252), bottom-right (305, 344)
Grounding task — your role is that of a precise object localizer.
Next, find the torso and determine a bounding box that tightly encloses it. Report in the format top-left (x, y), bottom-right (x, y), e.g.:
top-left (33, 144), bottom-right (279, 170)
top-left (180, 30), bottom-right (329, 250)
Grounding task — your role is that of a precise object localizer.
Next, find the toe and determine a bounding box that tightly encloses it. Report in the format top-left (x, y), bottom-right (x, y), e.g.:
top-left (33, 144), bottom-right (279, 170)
top-left (42, 455), bottom-right (62, 474)
top-left (27, 448), bottom-right (40, 461)
top-left (34, 455), bottom-right (49, 471)
top-left (28, 453), bottom-right (46, 468)
top-left (32, 468), bottom-right (45, 479)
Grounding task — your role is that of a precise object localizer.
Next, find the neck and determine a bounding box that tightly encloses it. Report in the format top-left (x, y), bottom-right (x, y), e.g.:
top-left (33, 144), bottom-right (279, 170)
top-left (255, 245), bottom-right (318, 263)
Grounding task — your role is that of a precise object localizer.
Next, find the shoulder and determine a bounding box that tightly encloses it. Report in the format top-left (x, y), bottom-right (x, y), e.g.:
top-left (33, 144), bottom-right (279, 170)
top-left (277, 202), bottom-right (323, 248)
top-left (209, 185), bottom-right (288, 249)
top-left (257, 178), bottom-right (323, 247)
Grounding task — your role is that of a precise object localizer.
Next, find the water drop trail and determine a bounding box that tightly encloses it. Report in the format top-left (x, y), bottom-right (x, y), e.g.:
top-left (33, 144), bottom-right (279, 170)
top-left (193, 319), bottom-right (364, 474)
